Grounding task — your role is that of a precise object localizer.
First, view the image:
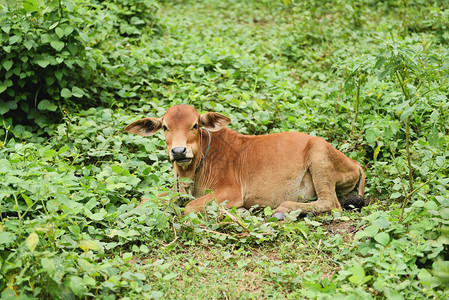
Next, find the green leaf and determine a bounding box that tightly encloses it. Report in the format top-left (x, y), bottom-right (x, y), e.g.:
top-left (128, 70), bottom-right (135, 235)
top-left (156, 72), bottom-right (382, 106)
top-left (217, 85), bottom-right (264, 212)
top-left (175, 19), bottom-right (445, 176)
top-left (111, 165), bottom-right (122, 173)
top-left (61, 88), bottom-right (72, 98)
top-left (58, 146), bottom-right (69, 155)
top-left (23, 40), bottom-right (33, 50)
top-left (0, 83), bottom-right (7, 94)
top-left (365, 128), bottom-right (380, 143)
top-left (35, 59), bottom-right (51, 68)
top-left (400, 106), bottom-right (414, 122)
top-left (69, 225), bottom-right (80, 236)
top-left (9, 35), bottom-right (21, 45)
top-left (41, 258), bottom-right (56, 277)
top-left (79, 240), bottom-right (101, 252)
top-left (374, 232), bottom-right (390, 246)
top-left (0, 232), bottom-right (15, 245)
top-left (0, 159), bottom-right (12, 172)
top-left (26, 232), bottom-right (39, 251)
top-left (23, 0), bottom-right (38, 12)
top-left (67, 275), bottom-right (86, 297)
top-left (44, 149), bottom-right (57, 158)
top-left (354, 224), bottom-right (379, 240)
top-left (71, 86), bottom-right (84, 98)
top-left (163, 273), bottom-right (177, 280)
top-left (430, 110), bottom-right (439, 123)
top-left (38, 100), bottom-right (57, 111)
top-left (64, 25), bottom-right (74, 36)
top-left (50, 40), bottom-right (65, 52)
top-left (2, 25), bottom-right (10, 34)
top-left (427, 126), bottom-right (439, 147)
top-left (2, 60), bottom-right (13, 71)
top-left (55, 27), bottom-right (64, 39)
top-left (55, 70), bottom-right (63, 81)
top-left (123, 252), bottom-right (133, 262)
top-left (49, 22), bottom-right (59, 30)
top-left (390, 192), bottom-right (402, 199)
top-left (348, 265), bottom-right (365, 284)
top-left (22, 193), bottom-right (34, 207)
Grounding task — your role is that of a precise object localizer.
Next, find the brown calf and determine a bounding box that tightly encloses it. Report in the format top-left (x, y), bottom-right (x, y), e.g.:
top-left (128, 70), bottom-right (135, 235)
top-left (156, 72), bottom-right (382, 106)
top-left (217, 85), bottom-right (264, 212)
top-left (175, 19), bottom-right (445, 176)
top-left (125, 105), bottom-right (365, 219)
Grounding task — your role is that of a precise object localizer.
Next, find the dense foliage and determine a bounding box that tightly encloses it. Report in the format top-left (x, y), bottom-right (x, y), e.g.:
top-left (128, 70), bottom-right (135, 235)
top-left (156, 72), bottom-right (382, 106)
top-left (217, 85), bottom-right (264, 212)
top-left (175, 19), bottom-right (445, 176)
top-left (0, 0), bottom-right (448, 298)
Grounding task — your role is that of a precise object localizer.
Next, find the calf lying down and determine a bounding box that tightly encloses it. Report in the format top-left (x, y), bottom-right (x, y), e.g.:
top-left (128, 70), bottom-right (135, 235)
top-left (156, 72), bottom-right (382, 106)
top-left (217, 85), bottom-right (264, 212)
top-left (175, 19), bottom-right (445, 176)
top-left (126, 105), bottom-right (365, 219)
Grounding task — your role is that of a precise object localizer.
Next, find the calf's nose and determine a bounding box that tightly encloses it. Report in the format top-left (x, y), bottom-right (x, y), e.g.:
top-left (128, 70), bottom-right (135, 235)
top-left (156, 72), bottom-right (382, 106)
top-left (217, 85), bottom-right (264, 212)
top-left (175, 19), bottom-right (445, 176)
top-left (171, 147), bottom-right (188, 160)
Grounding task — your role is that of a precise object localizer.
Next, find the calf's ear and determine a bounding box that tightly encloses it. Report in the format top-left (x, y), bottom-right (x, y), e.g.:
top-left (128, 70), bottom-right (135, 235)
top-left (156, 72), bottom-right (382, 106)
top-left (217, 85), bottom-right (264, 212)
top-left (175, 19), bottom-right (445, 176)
top-left (199, 112), bottom-right (231, 132)
top-left (125, 117), bottom-right (163, 136)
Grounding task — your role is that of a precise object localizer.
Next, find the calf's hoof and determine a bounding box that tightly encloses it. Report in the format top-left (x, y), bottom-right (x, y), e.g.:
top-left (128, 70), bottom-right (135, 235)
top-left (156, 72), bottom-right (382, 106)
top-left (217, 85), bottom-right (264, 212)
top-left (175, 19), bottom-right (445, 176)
top-left (272, 212), bottom-right (286, 221)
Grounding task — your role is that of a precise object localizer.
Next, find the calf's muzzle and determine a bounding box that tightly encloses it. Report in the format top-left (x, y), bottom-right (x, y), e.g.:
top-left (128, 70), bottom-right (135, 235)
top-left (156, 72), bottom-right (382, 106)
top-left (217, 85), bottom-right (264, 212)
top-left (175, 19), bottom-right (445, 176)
top-left (170, 147), bottom-right (189, 162)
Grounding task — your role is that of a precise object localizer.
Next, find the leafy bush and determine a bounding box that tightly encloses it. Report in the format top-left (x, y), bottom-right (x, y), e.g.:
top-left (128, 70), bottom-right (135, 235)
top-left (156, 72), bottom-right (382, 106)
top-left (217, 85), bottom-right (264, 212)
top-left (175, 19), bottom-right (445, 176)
top-left (0, 0), bottom-right (94, 132)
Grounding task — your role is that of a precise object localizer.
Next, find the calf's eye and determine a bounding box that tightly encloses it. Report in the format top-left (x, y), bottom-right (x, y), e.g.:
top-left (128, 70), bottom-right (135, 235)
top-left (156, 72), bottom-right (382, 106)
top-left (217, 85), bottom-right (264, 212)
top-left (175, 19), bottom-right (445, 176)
top-left (162, 125), bottom-right (168, 131)
top-left (193, 124), bottom-right (198, 130)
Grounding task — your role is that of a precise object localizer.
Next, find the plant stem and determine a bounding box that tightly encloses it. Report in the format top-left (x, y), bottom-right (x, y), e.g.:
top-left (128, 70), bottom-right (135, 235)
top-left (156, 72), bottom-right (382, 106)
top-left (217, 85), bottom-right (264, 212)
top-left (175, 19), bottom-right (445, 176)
top-left (58, 0), bottom-right (64, 19)
top-left (352, 81), bottom-right (360, 135)
top-left (395, 71), bottom-right (414, 192)
top-left (405, 117), bottom-right (413, 191)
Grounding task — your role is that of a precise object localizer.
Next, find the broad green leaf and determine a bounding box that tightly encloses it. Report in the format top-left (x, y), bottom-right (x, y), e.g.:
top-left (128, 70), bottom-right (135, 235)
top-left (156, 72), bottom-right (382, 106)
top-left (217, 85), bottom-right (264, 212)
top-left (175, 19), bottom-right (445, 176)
top-left (123, 252), bottom-right (133, 262)
top-left (58, 146), bottom-right (69, 155)
top-left (374, 232), bottom-right (390, 246)
top-left (140, 245), bottom-right (150, 253)
top-left (348, 265), bottom-right (365, 284)
top-left (427, 126), bottom-right (439, 147)
top-left (50, 40), bottom-right (65, 52)
top-left (43, 149), bottom-right (57, 158)
top-left (23, 0), bottom-right (38, 12)
top-left (38, 99), bottom-right (57, 111)
top-left (111, 165), bottom-right (122, 173)
top-left (2, 60), bottom-right (13, 71)
top-left (55, 70), bottom-right (63, 81)
top-left (9, 35), bottom-right (21, 44)
top-left (418, 268), bottom-right (434, 286)
top-left (354, 224), bottom-right (379, 240)
top-left (400, 106), bottom-right (414, 122)
top-left (78, 258), bottom-right (95, 274)
top-left (365, 128), bottom-right (380, 143)
top-left (69, 225), bottom-right (80, 236)
top-left (35, 59), bottom-right (50, 68)
top-left (23, 40), bottom-right (33, 50)
top-left (71, 86), bottom-right (84, 98)
top-left (41, 258), bottom-right (56, 277)
top-left (64, 25), bottom-right (74, 36)
top-left (22, 193), bottom-right (33, 207)
top-left (67, 275), bottom-right (86, 297)
top-left (412, 200), bottom-right (425, 208)
top-left (0, 83), bottom-right (7, 94)
top-left (430, 110), bottom-right (439, 123)
top-left (163, 273), bottom-right (177, 280)
top-left (79, 240), bottom-right (101, 252)
top-left (55, 27), bottom-right (64, 39)
top-left (0, 159), bottom-right (12, 172)
top-left (0, 232), bottom-right (15, 245)
top-left (390, 192), bottom-right (402, 199)
top-left (37, 99), bottom-right (51, 110)
top-left (61, 88), bottom-right (72, 98)
top-left (26, 232), bottom-right (39, 251)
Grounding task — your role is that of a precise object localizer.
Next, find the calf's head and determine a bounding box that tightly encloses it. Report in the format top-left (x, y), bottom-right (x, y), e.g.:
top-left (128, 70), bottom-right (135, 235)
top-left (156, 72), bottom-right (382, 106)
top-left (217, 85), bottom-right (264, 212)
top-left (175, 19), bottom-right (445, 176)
top-left (125, 105), bottom-right (230, 169)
